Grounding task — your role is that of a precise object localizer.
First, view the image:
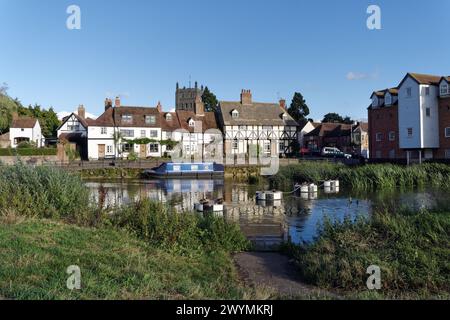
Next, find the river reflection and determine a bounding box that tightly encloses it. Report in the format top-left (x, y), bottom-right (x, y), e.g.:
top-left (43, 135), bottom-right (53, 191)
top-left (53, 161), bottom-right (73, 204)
top-left (85, 179), bottom-right (450, 245)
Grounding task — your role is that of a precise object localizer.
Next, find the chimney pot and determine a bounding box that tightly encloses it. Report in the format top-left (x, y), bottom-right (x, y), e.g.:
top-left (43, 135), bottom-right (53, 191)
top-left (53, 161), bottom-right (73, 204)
top-left (279, 99), bottom-right (286, 109)
top-left (240, 89), bottom-right (252, 105)
top-left (114, 96), bottom-right (121, 108)
top-left (156, 101), bottom-right (162, 112)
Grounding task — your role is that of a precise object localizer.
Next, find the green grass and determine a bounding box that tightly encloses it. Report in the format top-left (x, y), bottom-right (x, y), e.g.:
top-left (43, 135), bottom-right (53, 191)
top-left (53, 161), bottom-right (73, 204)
top-left (0, 148), bottom-right (57, 156)
top-left (271, 162), bottom-right (450, 190)
top-left (0, 219), bottom-right (248, 300)
top-left (283, 208), bottom-right (450, 299)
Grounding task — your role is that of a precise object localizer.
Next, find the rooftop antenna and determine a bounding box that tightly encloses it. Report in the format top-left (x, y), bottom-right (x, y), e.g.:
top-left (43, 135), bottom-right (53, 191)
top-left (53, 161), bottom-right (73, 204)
top-left (189, 75), bottom-right (192, 88)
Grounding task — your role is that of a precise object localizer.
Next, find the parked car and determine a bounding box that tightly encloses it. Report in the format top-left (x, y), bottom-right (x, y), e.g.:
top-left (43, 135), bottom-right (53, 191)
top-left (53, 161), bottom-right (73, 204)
top-left (321, 147), bottom-right (352, 159)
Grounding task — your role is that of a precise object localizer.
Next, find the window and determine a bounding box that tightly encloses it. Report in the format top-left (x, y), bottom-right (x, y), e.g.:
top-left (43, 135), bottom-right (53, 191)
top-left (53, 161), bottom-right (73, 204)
top-left (21, 128), bottom-right (24, 132)
top-left (122, 143), bottom-right (133, 152)
top-left (389, 149), bottom-right (395, 159)
top-left (238, 125), bottom-right (247, 130)
top-left (446, 149), bottom-right (450, 159)
top-left (145, 115), bottom-right (156, 124)
top-left (407, 128), bottom-right (413, 137)
top-left (165, 113), bottom-right (172, 121)
top-left (232, 139), bottom-right (238, 150)
top-left (107, 145), bottom-right (113, 153)
top-left (376, 132), bottom-right (383, 142)
top-left (188, 119), bottom-right (195, 127)
top-left (426, 107), bottom-right (431, 117)
top-left (101, 127), bottom-right (107, 135)
top-left (279, 141), bottom-right (285, 153)
top-left (445, 127), bottom-right (450, 138)
top-left (425, 87), bottom-right (430, 96)
top-left (150, 130), bottom-right (158, 138)
top-left (68, 125), bottom-right (80, 131)
top-left (141, 130), bottom-right (146, 138)
top-left (122, 114), bottom-right (133, 123)
top-left (149, 143), bottom-right (159, 153)
top-left (120, 129), bottom-right (134, 138)
top-left (264, 141), bottom-right (271, 155)
top-left (441, 85), bottom-right (448, 95)
top-left (231, 110), bottom-right (239, 119)
top-left (372, 97), bottom-right (378, 107)
top-left (166, 132), bottom-right (172, 139)
top-left (385, 95), bottom-right (392, 105)
top-left (389, 131), bottom-right (395, 141)
top-left (406, 87), bottom-right (412, 97)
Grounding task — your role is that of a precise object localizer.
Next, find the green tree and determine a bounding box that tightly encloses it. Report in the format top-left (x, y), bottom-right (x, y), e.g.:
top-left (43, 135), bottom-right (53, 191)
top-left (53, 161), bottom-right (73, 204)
top-left (322, 112), bottom-right (354, 124)
top-left (287, 92), bottom-right (310, 127)
top-left (201, 87), bottom-right (218, 112)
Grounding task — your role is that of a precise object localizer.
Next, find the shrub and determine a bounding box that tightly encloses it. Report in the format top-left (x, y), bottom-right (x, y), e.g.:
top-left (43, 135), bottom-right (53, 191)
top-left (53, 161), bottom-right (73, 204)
top-left (0, 162), bottom-right (90, 223)
top-left (109, 199), bottom-right (249, 254)
top-left (0, 148), bottom-right (57, 156)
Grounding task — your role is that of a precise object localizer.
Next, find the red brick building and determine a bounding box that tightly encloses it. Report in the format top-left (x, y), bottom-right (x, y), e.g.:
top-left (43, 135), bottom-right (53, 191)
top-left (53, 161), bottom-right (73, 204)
top-left (368, 88), bottom-right (405, 159)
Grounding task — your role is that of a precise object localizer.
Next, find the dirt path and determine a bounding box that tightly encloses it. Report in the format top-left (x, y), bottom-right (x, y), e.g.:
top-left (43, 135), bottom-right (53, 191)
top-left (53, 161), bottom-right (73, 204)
top-left (234, 252), bottom-right (338, 299)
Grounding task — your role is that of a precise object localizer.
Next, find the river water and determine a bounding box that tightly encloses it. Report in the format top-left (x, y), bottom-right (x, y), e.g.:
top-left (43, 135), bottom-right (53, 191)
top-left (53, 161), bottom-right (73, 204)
top-left (85, 178), bottom-right (450, 248)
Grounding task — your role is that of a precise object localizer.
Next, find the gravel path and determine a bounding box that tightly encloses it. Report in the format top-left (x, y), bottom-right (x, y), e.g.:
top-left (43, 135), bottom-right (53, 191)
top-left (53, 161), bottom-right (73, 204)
top-left (234, 252), bottom-right (338, 299)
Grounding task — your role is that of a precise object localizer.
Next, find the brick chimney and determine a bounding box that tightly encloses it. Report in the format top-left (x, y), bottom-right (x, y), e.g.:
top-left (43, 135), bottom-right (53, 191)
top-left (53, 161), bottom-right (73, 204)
top-left (156, 101), bottom-right (162, 113)
top-left (240, 89), bottom-right (252, 105)
top-left (194, 95), bottom-right (204, 116)
top-left (114, 96), bottom-right (121, 108)
top-left (279, 99), bottom-right (286, 110)
top-left (77, 105), bottom-right (86, 119)
top-left (105, 98), bottom-right (112, 111)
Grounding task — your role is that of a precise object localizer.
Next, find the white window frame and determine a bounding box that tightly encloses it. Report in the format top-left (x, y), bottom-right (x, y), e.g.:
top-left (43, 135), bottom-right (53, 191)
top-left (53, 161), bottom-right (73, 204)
top-left (101, 127), bottom-right (107, 135)
top-left (150, 130), bottom-right (158, 138)
top-left (107, 145), bottom-right (113, 153)
top-left (141, 130), bottom-right (146, 138)
top-left (385, 95), bottom-right (392, 105)
top-left (441, 84), bottom-right (448, 95)
top-left (389, 131), bottom-right (395, 141)
top-left (149, 143), bottom-right (159, 153)
top-left (425, 87), bottom-right (430, 96)
top-left (376, 132), bottom-right (382, 142)
top-left (231, 110), bottom-right (239, 119)
top-left (445, 127), bottom-right (450, 138)
top-left (232, 139), bottom-right (238, 151)
top-left (145, 115), bottom-right (156, 125)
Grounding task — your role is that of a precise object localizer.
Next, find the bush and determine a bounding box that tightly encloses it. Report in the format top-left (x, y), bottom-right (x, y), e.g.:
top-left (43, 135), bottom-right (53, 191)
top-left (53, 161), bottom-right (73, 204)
top-left (285, 209), bottom-right (450, 297)
top-left (271, 161), bottom-right (450, 190)
top-left (0, 162), bottom-right (90, 223)
top-left (0, 148), bottom-right (57, 156)
top-left (109, 199), bottom-right (249, 254)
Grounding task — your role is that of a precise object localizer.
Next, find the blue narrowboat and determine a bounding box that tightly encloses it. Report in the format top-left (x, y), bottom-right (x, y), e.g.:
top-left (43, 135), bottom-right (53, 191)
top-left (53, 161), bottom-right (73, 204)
top-left (144, 162), bottom-right (224, 178)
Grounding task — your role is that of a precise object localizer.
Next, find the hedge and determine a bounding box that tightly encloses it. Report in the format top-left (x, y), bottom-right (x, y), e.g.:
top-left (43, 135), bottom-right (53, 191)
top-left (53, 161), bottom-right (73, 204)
top-left (0, 148), bottom-right (57, 156)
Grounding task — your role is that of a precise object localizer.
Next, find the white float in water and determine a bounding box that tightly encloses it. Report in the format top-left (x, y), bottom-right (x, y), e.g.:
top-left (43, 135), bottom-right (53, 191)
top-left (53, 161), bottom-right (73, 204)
top-left (256, 190), bottom-right (283, 201)
top-left (194, 199), bottom-right (224, 213)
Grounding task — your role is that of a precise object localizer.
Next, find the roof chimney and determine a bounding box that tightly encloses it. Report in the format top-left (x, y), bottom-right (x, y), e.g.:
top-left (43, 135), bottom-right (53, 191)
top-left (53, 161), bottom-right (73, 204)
top-left (114, 96), bottom-right (121, 108)
top-left (240, 89), bottom-right (252, 105)
top-left (156, 101), bottom-right (162, 113)
top-left (105, 98), bottom-right (112, 111)
top-left (279, 99), bottom-right (286, 110)
top-left (77, 105), bottom-right (86, 119)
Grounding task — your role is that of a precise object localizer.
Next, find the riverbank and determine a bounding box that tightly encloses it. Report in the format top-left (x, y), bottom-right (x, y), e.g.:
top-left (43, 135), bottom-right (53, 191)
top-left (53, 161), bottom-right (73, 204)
top-left (282, 207), bottom-right (450, 299)
top-left (270, 161), bottom-right (450, 190)
top-left (0, 163), bottom-right (255, 299)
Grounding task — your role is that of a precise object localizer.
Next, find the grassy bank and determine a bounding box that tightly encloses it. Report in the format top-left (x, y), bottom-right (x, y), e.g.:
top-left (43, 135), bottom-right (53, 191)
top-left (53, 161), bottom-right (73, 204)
top-left (0, 219), bottom-right (248, 299)
top-left (284, 208), bottom-right (450, 299)
top-left (0, 163), bottom-right (253, 300)
top-left (80, 168), bottom-right (144, 179)
top-left (271, 161), bottom-right (450, 190)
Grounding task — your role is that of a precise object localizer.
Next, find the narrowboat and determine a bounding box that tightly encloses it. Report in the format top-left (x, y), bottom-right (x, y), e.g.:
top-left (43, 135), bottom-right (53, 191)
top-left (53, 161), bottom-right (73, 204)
top-left (143, 162), bottom-right (225, 178)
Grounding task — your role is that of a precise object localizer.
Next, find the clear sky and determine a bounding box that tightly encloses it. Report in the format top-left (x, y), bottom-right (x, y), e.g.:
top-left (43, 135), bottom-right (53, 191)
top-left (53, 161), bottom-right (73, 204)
top-left (1, 0), bottom-right (449, 120)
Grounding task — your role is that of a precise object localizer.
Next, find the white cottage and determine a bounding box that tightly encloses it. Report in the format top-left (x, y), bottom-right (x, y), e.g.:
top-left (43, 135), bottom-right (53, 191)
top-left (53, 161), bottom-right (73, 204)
top-left (9, 116), bottom-right (43, 148)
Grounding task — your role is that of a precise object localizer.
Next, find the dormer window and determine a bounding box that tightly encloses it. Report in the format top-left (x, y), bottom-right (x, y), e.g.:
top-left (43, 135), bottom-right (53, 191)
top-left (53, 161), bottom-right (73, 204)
top-left (385, 94), bottom-right (392, 106)
top-left (145, 115), bottom-right (156, 124)
top-left (441, 84), bottom-right (449, 95)
top-left (372, 96), bottom-right (378, 107)
top-left (122, 114), bottom-right (133, 123)
top-left (231, 109), bottom-right (239, 119)
top-left (165, 113), bottom-right (172, 121)
top-left (281, 113), bottom-right (288, 120)
top-left (188, 118), bottom-right (195, 127)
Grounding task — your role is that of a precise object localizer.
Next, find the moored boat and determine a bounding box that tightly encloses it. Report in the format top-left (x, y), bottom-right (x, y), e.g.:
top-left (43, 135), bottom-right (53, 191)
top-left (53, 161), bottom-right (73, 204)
top-left (143, 162), bottom-right (224, 178)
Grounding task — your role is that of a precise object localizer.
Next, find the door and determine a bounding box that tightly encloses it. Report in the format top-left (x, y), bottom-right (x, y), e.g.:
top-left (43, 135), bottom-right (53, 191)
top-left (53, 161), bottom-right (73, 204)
top-left (140, 144), bottom-right (147, 158)
top-left (98, 144), bottom-right (105, 159)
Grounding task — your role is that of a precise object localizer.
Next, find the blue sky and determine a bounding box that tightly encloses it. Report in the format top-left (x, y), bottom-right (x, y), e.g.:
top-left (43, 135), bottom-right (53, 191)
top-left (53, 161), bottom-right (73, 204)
top-left (0, 0), bottom-right (449, 120)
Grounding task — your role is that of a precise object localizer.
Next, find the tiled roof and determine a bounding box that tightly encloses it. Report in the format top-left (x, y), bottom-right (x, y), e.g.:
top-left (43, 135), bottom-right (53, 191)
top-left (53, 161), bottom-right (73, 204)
top-left (11, 117), bottom-right (37, 128)
top-left (91, 106), bottom-right (161, 127)
top-left (304, 123), bottom-right (352, 138)
top-left (160, 112), bottom-right (180, 131)
top-left (218, 101), bottom-right (298, 127)
top-left (408, 73), bottom-right (442, 85)
top-left (176, 111), bottom-right (219, 133)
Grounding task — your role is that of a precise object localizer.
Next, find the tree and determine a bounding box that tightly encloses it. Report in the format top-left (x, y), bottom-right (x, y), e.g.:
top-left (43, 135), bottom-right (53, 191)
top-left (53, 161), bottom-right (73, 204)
top-left (287, 92), bottom-right (310, 127)
top-left (201, 87), bottom-right (218, 112)
top-left (322, 112), bottom-right (354, 124)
